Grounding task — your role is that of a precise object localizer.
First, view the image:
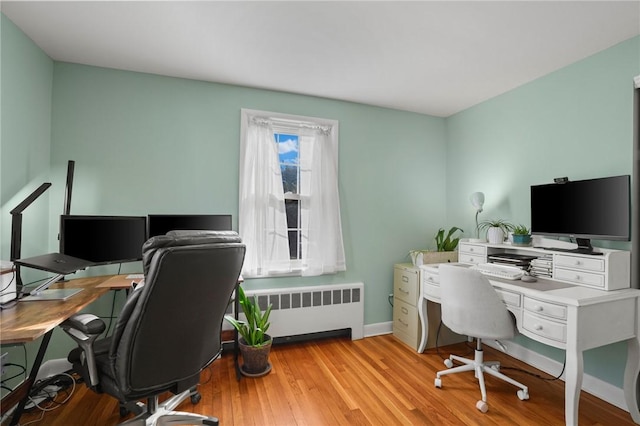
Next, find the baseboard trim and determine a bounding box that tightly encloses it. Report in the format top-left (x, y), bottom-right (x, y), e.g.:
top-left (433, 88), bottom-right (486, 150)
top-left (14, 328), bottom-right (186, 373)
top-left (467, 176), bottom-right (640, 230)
top-left (364, 321), bottom-right (392, 337)
top-left (364, 321), bottom-right (627, 413)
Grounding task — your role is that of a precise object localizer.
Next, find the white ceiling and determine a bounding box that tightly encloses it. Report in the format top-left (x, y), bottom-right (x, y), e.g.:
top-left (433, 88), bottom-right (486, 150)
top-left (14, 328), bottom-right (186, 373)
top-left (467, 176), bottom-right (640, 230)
top-left (2, 1), bottom-right (639, 117)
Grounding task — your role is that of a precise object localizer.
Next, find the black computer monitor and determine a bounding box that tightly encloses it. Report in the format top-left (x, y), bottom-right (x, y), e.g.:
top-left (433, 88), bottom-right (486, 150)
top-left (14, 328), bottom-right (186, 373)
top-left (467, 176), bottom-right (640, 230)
top-left (60, 215), bottom-right (147, 265)
top-left (147, 214), bottom-right (232, 238)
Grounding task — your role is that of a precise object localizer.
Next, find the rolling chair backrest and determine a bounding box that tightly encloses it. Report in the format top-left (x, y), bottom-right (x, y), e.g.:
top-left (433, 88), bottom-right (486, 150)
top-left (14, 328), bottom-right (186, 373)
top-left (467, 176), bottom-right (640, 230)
top-left (110, 231), bottom-right (245, 395)
top-left (438, 264), bottom-right (514, 340)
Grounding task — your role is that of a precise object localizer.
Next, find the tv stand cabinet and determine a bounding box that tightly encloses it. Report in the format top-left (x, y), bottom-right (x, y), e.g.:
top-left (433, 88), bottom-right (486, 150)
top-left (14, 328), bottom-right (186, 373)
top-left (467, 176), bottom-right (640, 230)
top-left (458, 237), bottom-right (631, 291)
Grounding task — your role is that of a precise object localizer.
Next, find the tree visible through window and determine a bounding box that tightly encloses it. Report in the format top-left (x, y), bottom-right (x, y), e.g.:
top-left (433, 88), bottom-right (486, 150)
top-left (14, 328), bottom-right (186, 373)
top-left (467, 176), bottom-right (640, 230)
top-left (275, 132), bottom-right (301, 260)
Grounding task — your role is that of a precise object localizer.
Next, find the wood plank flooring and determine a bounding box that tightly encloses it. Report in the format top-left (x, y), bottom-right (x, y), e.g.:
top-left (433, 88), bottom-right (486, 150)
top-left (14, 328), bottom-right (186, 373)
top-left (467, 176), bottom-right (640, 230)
top-left (10, 334), bottom-right (636, 425)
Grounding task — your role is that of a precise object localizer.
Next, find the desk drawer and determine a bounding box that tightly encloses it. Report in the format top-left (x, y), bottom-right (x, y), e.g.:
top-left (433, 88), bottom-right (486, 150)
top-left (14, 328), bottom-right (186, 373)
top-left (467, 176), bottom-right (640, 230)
top-left (423, 282), bottom-right (440, 300)
top-left (394, 266), bottom-right (419, 305)
top-left (523, 297), bottom-right (567, 320)
top-left (458, 252), bottom-right (485, 265)
top-left (495, 288), bottom-right (521, 308)
top-left (522, 311), bottom-right (567, 343)
top-left (555, 255), bottom-right (605, 272)
top-left (554, 268), bottom-right (604, 288)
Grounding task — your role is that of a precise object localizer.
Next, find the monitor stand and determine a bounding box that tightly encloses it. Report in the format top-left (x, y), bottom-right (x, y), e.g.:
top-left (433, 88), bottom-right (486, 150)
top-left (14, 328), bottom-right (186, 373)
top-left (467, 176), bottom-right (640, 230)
top-left (543, 238), bottom-right (603, 256)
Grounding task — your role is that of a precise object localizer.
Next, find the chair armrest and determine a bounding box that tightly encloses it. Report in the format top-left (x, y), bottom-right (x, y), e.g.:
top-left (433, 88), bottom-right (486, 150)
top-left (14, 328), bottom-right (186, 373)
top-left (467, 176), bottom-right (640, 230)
top-left (61, 314), bottom-right (105, 387)
top-left (61, 313), bottom-right (106, 337)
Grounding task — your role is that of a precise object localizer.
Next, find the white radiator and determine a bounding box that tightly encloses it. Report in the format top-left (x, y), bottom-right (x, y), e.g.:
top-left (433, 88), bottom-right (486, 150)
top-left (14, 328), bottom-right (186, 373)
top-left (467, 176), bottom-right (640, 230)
top-left (237, 283), bottom-right (364, 340)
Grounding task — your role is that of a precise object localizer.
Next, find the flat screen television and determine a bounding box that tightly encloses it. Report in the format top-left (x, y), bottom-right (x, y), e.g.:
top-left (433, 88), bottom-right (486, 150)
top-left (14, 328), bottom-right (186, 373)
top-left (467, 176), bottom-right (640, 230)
top-left (147, 214), bottom-right (232, 238)
top-left (60, 215), bottom-right (148, 265)
top-left (530, 175), bottom-right (630, 253)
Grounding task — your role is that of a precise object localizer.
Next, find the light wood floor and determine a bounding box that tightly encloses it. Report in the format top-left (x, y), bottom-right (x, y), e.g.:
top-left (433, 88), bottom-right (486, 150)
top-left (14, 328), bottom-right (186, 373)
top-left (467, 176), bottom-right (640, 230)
top-left (12, 334), bottom-right (636, 425)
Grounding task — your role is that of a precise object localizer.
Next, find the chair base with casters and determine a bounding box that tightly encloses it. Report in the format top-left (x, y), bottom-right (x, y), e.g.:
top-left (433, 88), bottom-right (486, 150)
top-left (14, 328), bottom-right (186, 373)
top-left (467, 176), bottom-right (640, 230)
top-left (434, 338), bottom-right (529, 413)
top-left (118, 391), bottom-right (218, 426)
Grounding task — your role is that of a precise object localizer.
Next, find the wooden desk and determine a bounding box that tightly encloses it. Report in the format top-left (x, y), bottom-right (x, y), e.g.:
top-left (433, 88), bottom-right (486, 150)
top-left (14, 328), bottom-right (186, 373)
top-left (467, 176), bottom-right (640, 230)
top-left (418, 263), bottom-right (640, 426)
top-left (0, 275), bottom-right (123, 425)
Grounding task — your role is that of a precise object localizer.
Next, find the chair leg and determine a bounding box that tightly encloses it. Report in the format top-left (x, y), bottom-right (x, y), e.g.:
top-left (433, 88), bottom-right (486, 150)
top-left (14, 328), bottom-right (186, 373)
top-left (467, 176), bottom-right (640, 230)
top-left (434, 342), bottom-right (529, 413)
top-left (118, 393), bottom-right (218, 426)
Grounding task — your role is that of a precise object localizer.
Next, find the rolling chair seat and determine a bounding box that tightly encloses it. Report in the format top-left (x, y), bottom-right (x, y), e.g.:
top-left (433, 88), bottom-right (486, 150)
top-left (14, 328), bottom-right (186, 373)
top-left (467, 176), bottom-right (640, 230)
top-left (62, 231), bottom-right (245, 425)
top-left (434, 264), bottom-right (529, 413)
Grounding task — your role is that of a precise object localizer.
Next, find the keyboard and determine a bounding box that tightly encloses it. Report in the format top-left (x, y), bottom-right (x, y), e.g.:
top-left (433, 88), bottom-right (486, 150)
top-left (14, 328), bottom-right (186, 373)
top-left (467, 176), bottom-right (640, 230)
top-left (470, 263), bottom-right (524, 281)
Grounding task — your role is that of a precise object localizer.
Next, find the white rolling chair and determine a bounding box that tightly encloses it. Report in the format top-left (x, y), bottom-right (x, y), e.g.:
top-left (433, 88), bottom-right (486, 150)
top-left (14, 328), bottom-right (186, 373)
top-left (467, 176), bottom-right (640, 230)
top-left (434, 264), bottom-right (529, 413)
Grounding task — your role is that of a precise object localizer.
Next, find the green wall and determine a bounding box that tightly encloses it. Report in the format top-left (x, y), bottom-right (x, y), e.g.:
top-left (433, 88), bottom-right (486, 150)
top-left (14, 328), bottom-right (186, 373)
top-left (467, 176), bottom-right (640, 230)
top-left (0, 14), bottom-right (53, 263)
top-left (0, 13), bottom-right (54, 395)
top-left (48, 62), bottom-right (448, 320)
top-left (445, 36), bottom-right (640, 387)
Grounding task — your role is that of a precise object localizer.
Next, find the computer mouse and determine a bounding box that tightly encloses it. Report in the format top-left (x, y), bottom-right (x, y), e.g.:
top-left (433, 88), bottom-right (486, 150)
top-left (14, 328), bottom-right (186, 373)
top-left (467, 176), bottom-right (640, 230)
top-left (521, 275), bottom-right (537, 282)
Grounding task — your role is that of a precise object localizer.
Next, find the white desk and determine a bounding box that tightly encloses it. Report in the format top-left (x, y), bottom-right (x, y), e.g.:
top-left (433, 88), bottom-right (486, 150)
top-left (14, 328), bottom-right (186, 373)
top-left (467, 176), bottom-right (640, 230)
top-left (418, 262), bottom-right (640, 426)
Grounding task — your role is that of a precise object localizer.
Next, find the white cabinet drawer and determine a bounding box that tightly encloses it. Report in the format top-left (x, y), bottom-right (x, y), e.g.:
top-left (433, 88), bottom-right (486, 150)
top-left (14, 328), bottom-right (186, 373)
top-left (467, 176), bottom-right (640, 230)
top-left (522, 311), bottom-right (567, 343)
top-left (524, 297), bottom-right (567, 320)
top-left (459, 243), bottom-right (487, 256)
top-left (495, 288), bottom-right (521, 308)
top-left (422, 270), bottom-right (440, 285)
top-left (458, 252), bottom-right (485, 265)
top-left (554, 268), bottom-right (605, 288)
top-left (394, 266), bottom-right (419, 305)
top-left (555, 255), bottom-right (605, 272)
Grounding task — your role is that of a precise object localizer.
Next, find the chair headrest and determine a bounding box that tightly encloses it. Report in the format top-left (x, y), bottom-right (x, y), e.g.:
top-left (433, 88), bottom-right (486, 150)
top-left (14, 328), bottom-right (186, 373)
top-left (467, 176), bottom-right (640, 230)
top-left (142, 230), bottom-right (242, 275)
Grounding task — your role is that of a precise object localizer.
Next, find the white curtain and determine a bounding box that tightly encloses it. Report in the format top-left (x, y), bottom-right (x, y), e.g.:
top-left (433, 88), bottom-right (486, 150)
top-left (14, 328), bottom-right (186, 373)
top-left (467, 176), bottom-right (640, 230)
top-left (300, 126), bottom-right (346, 276)
top-left (239, 109), bottom-right (345, 278)
top-left (238, 116), bottom-right (290, 276)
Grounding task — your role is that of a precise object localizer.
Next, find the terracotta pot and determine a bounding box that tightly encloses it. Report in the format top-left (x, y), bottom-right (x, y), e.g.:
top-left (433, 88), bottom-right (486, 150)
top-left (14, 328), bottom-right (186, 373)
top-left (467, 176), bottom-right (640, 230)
top-left (239, 335), bottom-right (272, 377)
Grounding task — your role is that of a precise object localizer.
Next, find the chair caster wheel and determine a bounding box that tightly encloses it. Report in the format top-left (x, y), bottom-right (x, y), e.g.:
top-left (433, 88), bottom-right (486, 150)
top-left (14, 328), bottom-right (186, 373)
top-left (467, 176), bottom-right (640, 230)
top-left (517, 389), bottom-right (529, 400)
top-left (191, 392), bottom-right (202, 404)
top-left (119, 406), bottom-right (130, 417)
top-left (476, 400), bottom-right (488, 413)
top-left (490, 364), bottom-right (500, 372)
top-left (434, 378), bottom-right (442, 388)
top-left (444, 359), bottom-right (453, 368)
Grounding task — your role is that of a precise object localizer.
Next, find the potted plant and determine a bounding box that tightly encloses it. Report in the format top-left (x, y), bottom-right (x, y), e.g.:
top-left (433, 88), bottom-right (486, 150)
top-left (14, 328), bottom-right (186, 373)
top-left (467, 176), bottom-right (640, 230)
top-left (225, 286), bottom-right (273, 377)
top-left (478, 219), bottom-right (513, 244)
top-left (512, 224), bottom-right (532, 246)
top-left (410, 227), bottom-right (463, 266)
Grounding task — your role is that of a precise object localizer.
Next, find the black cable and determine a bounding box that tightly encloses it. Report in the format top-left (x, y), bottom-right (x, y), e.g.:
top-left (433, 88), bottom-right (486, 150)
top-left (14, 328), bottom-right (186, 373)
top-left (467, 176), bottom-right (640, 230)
top-left (199, 366), bottom-right (213, 386)
top-left (0, 362), bottom-right (27, 383)
top-left (0, 269), bottom-right (16, 296)
top-left (502, 357), bottom-right (567, 381)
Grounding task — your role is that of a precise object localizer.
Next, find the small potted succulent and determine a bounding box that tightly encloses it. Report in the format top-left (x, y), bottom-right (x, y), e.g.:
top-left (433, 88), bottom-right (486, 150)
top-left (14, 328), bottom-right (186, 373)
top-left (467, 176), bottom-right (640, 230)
top-left (478, 219), bottom-right (513, 244)
top-left (512, 224), bottom-right (532, 246)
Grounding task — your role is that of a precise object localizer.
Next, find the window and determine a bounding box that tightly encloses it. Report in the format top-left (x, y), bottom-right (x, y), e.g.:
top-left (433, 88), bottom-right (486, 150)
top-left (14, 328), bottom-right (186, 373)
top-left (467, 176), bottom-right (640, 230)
top-left (239, 109), bottom-right (345, 278)
top-left (275, 132), bottom-right (301, 260)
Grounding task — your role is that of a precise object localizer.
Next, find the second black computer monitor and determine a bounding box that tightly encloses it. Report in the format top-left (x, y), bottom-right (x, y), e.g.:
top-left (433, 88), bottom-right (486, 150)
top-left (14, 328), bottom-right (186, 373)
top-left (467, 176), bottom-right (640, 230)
top-left (147, 214), bottom-right (232, 238)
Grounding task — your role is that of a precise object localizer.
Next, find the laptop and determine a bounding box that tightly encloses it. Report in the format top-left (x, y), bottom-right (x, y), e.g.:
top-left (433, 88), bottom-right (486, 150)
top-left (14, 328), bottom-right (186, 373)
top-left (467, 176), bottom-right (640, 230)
top-left (15, 253), bottom-right (95, 301)
top-left (14, 253), bottom-right (94, 275)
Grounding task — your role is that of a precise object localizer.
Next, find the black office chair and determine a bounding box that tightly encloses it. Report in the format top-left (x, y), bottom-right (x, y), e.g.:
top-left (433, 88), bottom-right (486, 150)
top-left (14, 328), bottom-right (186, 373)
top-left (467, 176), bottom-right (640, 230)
top-left (61, 231), bottom-right (245, 425)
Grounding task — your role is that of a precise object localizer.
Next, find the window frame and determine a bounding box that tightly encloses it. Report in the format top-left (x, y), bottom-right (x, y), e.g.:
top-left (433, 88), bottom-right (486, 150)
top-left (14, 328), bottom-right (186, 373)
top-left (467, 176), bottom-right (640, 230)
top-left (239, 109), bottom-right (341, 278)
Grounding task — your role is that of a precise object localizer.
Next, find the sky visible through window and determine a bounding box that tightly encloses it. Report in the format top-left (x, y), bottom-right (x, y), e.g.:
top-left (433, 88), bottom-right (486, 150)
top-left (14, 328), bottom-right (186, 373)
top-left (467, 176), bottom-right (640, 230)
top-left (275, 133), bottom-right (299, 194)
